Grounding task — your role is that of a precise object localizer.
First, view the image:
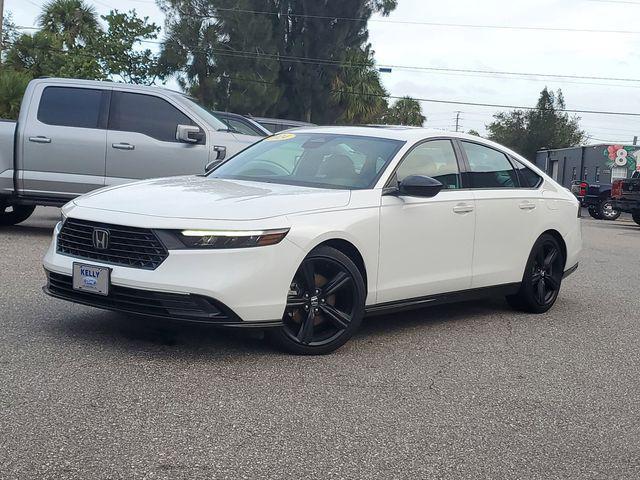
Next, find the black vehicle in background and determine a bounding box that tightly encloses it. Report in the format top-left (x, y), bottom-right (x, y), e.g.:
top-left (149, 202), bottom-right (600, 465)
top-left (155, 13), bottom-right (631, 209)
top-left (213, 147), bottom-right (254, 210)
top-left (570, 180), bottom-right (620, 220)
top-left (612, 171), bottom-right (640, 226)
top-left (583, 183), bottom-right (621, 220)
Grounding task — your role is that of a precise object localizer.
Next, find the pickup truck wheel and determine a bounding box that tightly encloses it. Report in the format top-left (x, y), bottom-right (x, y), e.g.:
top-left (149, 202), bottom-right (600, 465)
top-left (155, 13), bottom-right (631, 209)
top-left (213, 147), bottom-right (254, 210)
top-left (633, 212), bottom-right (640, 226)
top-left (599, 200), bottom-right (621, 221)
top-left (587, 206), bottom-right (603, 219)
top-left (0, 204), bottom-right (36, 226)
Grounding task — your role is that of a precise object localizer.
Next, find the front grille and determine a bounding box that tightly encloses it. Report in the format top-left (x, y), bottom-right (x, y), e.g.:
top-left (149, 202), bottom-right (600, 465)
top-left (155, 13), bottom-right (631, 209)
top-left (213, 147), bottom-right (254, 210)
top-left (57, 218), bottom-right (168, 270)
top-left (46, 272), bottom-right (238, 323)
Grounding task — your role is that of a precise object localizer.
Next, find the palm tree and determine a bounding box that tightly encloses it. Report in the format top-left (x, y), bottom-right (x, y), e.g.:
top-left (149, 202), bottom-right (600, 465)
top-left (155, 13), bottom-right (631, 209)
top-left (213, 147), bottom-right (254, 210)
top-left (332, 46), bottom-right (389, 125)
top-left (38, 0), bottom-right (101, 49)
top-left (385, 96), bottom-right (426, 126)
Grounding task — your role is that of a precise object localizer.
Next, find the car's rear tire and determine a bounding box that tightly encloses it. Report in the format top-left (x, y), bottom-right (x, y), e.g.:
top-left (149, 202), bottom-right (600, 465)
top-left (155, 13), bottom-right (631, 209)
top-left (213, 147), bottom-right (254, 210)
top-left (268, 245), bottom-right (366, 355)
top-left (632, 212), bottom-right (640, 226)
top-left (0, 203), bottom-right (36, 226)
top-left (599, 200), bottom-right (621, 221)
top-left (506, 233), bottom-right (565, 314)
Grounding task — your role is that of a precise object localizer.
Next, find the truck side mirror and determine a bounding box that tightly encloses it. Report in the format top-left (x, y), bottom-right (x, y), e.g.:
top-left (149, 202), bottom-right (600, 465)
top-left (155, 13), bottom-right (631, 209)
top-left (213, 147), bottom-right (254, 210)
top-left (176, 125), bottom-right (204, 144)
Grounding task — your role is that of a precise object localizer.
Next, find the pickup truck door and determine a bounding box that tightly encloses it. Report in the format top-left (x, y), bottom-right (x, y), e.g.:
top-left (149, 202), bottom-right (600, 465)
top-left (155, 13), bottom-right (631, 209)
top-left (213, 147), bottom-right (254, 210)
top-left (105, 91), bottom-right (212, 184)
top-left (21, 85), bottom-right (108, 197)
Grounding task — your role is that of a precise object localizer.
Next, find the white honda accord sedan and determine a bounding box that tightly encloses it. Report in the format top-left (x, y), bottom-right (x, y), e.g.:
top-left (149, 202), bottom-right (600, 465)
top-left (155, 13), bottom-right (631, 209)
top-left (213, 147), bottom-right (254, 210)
top-left (43, 127), bottom-right (581, 354)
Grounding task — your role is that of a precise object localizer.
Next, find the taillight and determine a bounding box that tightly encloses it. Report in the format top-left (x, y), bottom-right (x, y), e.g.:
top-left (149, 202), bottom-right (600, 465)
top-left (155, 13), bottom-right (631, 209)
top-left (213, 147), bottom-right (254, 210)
top-left (579, 182), bottom-right (588, 197)
top-left (612, 180), bottom-right (623, 199)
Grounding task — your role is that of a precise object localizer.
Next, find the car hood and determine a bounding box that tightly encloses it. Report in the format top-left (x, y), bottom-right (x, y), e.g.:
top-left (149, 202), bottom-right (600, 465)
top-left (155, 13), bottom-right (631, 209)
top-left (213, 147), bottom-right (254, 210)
top-left (72, 176), bottom-right (351, 220)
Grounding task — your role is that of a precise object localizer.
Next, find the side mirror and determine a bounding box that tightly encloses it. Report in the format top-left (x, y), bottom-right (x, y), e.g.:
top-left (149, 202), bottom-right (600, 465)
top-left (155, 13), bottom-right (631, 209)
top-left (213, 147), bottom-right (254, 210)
top-left (398, 175), bottom-right (444, 198)
top-left (176, 124), bottom-right (204, 144)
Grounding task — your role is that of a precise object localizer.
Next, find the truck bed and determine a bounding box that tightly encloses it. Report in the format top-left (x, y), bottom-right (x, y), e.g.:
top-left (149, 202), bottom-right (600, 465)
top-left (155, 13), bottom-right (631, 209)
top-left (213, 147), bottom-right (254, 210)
top-left (612, 175), bottom-right (640, 214)
top-left (0, 119), bottom-right (16, 197)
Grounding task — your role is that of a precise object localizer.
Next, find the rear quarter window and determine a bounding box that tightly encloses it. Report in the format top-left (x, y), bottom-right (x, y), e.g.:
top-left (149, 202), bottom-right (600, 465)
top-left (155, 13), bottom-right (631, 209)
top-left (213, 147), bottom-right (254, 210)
top-left (37, 86), bottom-right (105, 129)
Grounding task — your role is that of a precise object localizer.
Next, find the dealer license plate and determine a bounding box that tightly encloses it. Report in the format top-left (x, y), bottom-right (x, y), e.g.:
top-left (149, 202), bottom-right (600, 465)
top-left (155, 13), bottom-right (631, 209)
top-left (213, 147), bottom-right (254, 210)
top-left (72, 263), bottom-right (110, 296)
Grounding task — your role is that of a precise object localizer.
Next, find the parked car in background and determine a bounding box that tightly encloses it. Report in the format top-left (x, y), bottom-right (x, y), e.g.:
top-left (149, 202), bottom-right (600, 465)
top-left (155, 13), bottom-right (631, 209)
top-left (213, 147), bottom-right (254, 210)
top-left (212, 111), bottom-right (271, 137)
top-left (612, 171), bottom-right (640, 226)
top-left (251, 116), bottom-right (315, 133)
top-left (43, 128), bottom-right (581, 354)
top-left (0, 78), bottom-right (262, 226)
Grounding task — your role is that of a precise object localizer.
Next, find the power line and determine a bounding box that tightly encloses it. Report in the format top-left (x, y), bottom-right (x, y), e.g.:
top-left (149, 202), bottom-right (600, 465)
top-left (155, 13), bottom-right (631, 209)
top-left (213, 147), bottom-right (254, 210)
top-left (136, 41), bottom-right (640, 85)
top-left (178, 6), bottom-right (640, 35)
top-left (8, 39), bottom-right (640, 119)
top-left (14, 25), bottom-right (640, 87)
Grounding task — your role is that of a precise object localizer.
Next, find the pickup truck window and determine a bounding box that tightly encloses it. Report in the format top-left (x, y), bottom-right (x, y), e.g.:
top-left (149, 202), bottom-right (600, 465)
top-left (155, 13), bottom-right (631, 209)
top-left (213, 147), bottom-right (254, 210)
top-left (37, 87), bottom-right (104, 129)
top-left (108, 92), bottom-right (201, 143)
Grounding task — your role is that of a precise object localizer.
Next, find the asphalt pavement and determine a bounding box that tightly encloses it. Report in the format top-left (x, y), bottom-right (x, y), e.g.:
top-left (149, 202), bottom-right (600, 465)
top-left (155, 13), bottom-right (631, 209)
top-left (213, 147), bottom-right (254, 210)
top-left (1, 207), bottom-right (639, 479)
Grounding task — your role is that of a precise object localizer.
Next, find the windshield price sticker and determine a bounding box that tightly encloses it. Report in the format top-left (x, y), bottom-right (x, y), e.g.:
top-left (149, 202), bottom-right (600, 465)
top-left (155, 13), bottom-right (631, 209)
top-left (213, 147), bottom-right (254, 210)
top-left (266, 133), bottom-right (296, 142)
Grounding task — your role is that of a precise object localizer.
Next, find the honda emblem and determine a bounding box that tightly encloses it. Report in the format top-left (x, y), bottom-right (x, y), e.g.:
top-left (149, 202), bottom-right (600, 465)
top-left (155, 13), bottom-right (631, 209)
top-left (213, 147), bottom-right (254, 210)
top-left (92, 228), bottom-right (110, 250)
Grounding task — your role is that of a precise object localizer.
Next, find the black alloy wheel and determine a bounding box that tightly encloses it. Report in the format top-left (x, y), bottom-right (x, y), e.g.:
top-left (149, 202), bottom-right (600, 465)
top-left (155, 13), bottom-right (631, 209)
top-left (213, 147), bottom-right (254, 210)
top-left (269, 246), bottom-right (365, 355)
top-left (0, 203), bottom-right (36, 226)
top-left (507, 234), bottom-right (565, 314)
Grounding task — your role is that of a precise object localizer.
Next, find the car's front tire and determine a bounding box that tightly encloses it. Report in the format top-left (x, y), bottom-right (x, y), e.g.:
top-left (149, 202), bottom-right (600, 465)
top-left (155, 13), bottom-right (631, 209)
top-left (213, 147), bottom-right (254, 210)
top-left (632, 211), bottom-right (640, 226)
top-left (0, 203), bottom-right (36, 226)
top-left (506, 233), bottom-right (565, 314)
top-left (268, 245), bottom-right (365, 355)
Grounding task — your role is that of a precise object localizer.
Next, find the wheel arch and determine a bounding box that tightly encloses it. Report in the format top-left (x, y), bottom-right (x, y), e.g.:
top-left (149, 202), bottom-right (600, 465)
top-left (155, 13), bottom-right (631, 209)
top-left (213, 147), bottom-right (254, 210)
top-left (540, 229), bottom-right (568, 269)
top-left (313, 238), bottom-right (368, 291)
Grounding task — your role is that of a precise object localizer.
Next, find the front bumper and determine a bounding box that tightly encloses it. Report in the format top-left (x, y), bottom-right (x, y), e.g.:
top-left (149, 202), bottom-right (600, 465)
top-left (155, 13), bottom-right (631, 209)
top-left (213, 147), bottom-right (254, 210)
top-left (43, 221), bottom-right (306, 324)
top-left (612, 198), bottom-right (640, 213)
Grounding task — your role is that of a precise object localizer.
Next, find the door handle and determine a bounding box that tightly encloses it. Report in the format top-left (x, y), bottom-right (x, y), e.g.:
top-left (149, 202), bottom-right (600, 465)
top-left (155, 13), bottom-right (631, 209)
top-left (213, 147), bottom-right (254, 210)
top-left (213, 145), bottom-right (226, 160)
top-left (453, 203), bottom-right (474, 214)
top-left (112, 143), bottom-right (135, 151)
top-left (519, 201), bottom-right (536, 210)
top-left (28, 136), bottom-right (51, 144)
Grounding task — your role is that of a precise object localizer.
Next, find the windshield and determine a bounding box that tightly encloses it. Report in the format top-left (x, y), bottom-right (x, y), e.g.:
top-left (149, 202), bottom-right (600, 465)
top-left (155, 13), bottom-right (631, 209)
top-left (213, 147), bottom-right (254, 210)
top-left (209, 133), bottom-right (405, 189)
top-left (181, 96), bottom-right (228, 131)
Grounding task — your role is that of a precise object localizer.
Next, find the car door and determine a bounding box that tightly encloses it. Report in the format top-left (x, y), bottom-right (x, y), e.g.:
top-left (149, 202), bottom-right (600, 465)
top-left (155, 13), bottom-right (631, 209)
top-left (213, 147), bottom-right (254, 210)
top-left (458, 140), bottom-right (543, 289)
top-left (21, 85), bottom-right (108, 197)
top-left (105, 91), bottom-right (210, 184)
top-left (377, 138), bottom-right (476, 304)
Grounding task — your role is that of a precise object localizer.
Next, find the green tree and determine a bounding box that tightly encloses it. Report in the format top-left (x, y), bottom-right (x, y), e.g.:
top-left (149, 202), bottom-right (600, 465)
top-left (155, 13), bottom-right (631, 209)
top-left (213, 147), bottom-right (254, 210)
top-left (467, 129), bottom-right (481, 136)
top-left (384, 96), bottom-right (426, 126)
top-left (487, 88), bottom-right (586, 160)
top-left (97, 11), bottom-right (161, 84)
top-left (332, 46), bottom-right (388, 124)
top-left (0, 69), bottom-right (32, 119)
top-left (38, 0), bottom-right (100, 49)
top-left (158, 0), bottom-right (397, 122)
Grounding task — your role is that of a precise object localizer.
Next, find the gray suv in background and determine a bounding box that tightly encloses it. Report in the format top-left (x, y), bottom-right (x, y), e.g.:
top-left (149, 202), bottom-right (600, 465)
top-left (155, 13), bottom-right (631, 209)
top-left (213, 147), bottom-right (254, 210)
top-left (0, 78), bottom-right (261, 225)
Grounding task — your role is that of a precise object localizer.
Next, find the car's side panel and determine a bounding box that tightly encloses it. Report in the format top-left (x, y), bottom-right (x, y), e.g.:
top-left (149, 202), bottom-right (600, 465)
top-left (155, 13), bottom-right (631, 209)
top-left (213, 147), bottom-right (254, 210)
top-left (377, 190), bottom-right (476, 303)
top-left (469, 188), bottom-right (544, 288)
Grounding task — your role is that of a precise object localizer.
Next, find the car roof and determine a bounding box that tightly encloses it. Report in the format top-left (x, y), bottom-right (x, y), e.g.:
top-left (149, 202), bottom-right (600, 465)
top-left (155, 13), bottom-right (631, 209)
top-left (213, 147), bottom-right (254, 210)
top-left (287, 125), bottom-right (479, 142)
top-left (252, 117), bottom-right (315, 127)
top-left (32, 77), bottom-right (186, 99)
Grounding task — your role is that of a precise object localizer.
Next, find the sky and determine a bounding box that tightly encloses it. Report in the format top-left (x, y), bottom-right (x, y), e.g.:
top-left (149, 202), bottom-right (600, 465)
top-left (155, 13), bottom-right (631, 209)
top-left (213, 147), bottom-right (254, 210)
top-left (10, 0), bottom-right (640, 144)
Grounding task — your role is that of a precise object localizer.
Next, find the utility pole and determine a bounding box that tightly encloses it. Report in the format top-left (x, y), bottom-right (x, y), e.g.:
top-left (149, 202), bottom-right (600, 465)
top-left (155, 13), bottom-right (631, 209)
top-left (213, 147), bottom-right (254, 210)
top-left (454, 111), bottom-right (462, 132)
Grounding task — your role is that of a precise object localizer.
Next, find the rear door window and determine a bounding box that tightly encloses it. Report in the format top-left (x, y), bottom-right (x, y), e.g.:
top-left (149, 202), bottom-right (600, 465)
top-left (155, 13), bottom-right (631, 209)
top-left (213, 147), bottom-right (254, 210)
top-left (461, 141), bottom-right (518, 189)
top-left (38, 86), bottom-right (105, 129)
top-left (108, 92), bottom-right (198, 143)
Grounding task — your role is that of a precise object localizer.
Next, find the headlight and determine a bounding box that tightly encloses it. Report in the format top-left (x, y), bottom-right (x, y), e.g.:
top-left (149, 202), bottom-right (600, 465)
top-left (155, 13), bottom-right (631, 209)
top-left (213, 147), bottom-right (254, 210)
top-left (178, 228), bottom-right (290, 249)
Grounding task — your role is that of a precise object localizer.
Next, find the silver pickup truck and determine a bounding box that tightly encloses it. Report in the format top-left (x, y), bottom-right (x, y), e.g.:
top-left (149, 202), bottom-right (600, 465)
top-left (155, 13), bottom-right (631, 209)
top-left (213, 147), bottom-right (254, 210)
top-left (0, 78), bottom-right (261, 225)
